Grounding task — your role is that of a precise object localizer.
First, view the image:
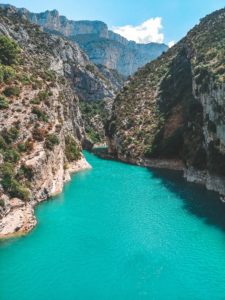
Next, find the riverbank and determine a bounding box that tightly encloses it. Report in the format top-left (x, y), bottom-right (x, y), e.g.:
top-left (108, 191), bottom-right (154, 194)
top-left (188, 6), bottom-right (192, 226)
top-left (94, 148), bottom-right (225, 196)
top-left (0, 156), bottom-right (92, 240)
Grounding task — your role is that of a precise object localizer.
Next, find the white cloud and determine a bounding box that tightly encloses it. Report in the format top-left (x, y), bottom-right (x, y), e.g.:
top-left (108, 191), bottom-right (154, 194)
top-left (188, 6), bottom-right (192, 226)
top-left (168, 41), bottom-right (175, 48)
top-left (112, 17), bottom-right (164, 44)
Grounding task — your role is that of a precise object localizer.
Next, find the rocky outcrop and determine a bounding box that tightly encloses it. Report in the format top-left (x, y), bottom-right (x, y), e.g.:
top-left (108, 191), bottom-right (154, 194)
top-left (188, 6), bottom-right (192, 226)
top-left (0, 8), bottom-right (93, 238)
top-left (0, 5), bottom-right (168, 76)
top-left (0, 4), bottom-right (121, 103)
top-left (107, 8), bottom-right (225, 195)
top-left (73, 34), bottom-right (168, 76)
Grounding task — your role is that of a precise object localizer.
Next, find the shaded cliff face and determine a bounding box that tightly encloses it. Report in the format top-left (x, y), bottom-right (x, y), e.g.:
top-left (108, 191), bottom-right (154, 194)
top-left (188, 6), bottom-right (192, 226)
top-left (2, 6), bottom-right (168, 76)
top-left (0, 7), bottom-right (92, 225)
top-left (107, 9), bottom-right (225, 194)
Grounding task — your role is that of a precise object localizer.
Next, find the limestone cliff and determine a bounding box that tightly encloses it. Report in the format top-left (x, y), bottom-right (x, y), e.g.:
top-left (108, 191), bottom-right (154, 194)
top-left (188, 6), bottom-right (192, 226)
top-left (107, 8), bottom-right (225, 195)
top-left (0, 4), bottom-right (121, 103)
top-left (0, 5), bottom-right (168, 76)
top-left (0, 8), bottom-right (93, 237)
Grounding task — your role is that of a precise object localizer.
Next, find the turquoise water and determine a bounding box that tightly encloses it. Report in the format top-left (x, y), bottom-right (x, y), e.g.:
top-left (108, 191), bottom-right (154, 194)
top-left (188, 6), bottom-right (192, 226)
top-left (1, 151), bottom-right (225, 300)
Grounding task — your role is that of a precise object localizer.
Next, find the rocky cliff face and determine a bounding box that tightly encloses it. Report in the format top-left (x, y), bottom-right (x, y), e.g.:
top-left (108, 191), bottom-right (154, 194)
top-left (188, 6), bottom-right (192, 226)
top-left (1, 5), bottom-right (168, 76)
top-left (0, 7), bottom-right (94, 237)
top-left (0, 4), bottom-right (121, 103)
top-left (107, 8), bottom-right (225, 195)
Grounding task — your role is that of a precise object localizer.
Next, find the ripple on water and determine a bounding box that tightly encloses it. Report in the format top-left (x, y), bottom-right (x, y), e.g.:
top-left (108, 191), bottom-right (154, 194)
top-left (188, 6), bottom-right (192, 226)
top-left (0, 151), bottom-right (225, 300)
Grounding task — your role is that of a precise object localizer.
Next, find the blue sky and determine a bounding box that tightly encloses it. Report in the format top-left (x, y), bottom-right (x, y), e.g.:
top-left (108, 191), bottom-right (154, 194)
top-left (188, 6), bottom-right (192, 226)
top-left (2, 0), bottom-right (225, 45)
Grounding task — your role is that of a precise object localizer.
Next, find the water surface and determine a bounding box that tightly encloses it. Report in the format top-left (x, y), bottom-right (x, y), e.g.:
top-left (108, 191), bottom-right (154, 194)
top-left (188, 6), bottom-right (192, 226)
top-left (1, 151), bottom-right (225, 300)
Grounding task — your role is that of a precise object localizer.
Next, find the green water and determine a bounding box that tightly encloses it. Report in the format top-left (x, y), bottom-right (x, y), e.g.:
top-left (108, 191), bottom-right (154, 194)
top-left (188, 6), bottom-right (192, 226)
top-left (1, 151), bottom-right (225, 300)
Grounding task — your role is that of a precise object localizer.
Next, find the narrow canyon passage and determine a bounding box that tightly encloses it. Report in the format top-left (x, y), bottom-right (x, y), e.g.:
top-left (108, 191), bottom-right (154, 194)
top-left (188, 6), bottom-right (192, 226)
top-left (1, 151), bottom-right (225, 300)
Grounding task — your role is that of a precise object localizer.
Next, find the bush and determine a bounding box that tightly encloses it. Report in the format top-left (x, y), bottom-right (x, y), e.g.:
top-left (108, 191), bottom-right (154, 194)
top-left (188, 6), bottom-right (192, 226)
top-left (0, 162), bottom-right (14, 178)
top-left (9, 179), bottom-right (30, 201)
top-left (1, 127), bottom-right (19, 144)
top-left (87, 129), bottom-right (101, 144)
top-left (0, 65), bottom-right (16, 83)
top-left (0, 35), bottom-right (20, 66)
top-left (38, 91), bottom-right (49, 101)
top-left (30, 98), bottom-right (41, 105)
top-left (0, 95), bottom-right (9, 109)
top-left (17, 164), bottom-right (33, 181)
top-left (65, 136), bottom-right (81, 162)
top-left (41, 70), bottom-right (56, 81)
top-left (19, 73), bottom-right (31, 85)
top-left (45, 134), bottom-right (60, 150)
top-left (3, 86), bottom-right (20, 97)
top-left (17, 142), bottom-right (27, 152)
top-left (0, 135), bottom-right (7, 150)
top-left (3, 148), bottom-right (20, 163)
top-left (32, 107), bottom-right (48, 122)
top-left (0, 162), bottom-right (30, 201)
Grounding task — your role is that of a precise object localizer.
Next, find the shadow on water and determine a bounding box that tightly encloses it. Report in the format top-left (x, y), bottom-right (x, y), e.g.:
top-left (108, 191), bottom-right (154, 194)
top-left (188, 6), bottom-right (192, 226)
top-left (148, 168), bottom-right (225, 233)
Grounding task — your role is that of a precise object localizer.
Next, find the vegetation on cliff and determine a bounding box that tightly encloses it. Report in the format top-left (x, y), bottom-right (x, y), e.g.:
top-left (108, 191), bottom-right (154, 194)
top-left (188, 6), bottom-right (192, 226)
top-left (107, 8), bottom-right (225, 180)
top-left (0, 7), bottom-right (87, 215)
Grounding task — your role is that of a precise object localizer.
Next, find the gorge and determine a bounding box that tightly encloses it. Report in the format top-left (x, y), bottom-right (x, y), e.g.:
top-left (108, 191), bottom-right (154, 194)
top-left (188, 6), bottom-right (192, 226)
top-left (0, 3), bottom-right (225, 299)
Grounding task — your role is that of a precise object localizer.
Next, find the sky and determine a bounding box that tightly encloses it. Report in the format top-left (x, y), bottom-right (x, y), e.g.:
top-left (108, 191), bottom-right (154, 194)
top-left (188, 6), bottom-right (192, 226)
top-left (1, 0), bottom-right (225, 45)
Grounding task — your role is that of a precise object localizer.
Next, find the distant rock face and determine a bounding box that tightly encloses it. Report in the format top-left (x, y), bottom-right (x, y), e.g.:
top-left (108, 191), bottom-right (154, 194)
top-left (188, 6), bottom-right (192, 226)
top-left (1, 5), bottom-right (168, 76)
top-left (107, 8), bottom-right (225, 195)
top-left (0, 4), bottom-right (123, 102)
top-left (73, 34), bottom-right (168, 76)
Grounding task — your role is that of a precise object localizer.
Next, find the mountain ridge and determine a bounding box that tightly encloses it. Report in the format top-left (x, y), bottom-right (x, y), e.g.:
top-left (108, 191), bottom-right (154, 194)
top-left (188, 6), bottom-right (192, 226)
top-left (106, 7), bottom-right (225, 195)
top-left (0, 4), bottom-right (168, 76)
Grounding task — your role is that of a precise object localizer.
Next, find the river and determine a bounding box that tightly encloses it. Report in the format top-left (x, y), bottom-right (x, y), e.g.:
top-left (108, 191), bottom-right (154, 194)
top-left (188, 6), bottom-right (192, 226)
top-left (1, 151), bottom-right (225, 299)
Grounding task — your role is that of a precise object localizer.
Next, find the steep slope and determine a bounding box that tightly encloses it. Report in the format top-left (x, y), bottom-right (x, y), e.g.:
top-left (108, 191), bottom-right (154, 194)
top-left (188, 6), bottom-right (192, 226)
top-left (72, 34), bottom-right (168, 76)
top-left (107, 8), bottom-right (225, 195)
top-left (0, 5), bottom-right (125, 147)
top-left (1, 6), bottom-right (168, 76)
top-left (0, 4), bottom-right (120, 102)
top-left (0, 8), bottom-right (94, 237)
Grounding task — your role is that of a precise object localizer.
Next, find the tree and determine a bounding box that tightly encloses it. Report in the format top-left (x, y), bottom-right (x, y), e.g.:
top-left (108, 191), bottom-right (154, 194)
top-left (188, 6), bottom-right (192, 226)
top-left (0, 35), bottom-right (20, 65)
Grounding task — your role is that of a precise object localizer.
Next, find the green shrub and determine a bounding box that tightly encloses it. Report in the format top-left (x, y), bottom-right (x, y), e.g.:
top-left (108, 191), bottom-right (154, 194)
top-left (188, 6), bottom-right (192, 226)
top-left (30, 98), bottom-right (41, 105)
top-left (17, 164), bottom-right (33, 181)
top-left (3, 86), bottom-right (20, 97)
top-left (32, 107), bottom-right (48, 122)
top-left (0, 65), bottom-right (16, 83)
top-left (38, 91), bottom-right (49, 101)
top-left (4, 148), bottom-right (20, 163)
top-left (17, 142), bottom-right (27, 152)
top-left (0, 135), bottom-right (7, 150)
top-left (87, 129), bottom-right (101, 144)
top-left (65, 136), bottom-right (81, 162)
top-left (0, 95), bottom-right (9, 109)
top-left (42, 70), bottom-right (56, 81)
top-left (0, 162), bottom-right (30, 201)
top-left (10, 179), bottom-right (30, 200)
top-left (2, 127), bottom-right (19, 144)
top-left (19, 73), bottom-right (31, 85)
top-left (0, 35), bottom-right (20, 65)
top-left (45, 134), bottom-right (60, 150)
top-left (0, 162), bottom-right (14, 178)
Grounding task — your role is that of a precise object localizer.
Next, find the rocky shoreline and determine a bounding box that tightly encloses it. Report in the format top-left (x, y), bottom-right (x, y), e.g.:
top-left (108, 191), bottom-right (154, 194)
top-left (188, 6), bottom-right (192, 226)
top-left (0, 156), bottom-right (91, 240)
top-left (94, 149), bottom-right (225, 196)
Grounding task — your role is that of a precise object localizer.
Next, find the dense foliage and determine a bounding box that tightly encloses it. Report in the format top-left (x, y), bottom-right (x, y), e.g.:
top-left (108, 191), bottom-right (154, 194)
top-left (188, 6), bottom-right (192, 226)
top-left (65, 135), bottom-right (81, 161)
top-left (0, 35), bottom-right (20, 65)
